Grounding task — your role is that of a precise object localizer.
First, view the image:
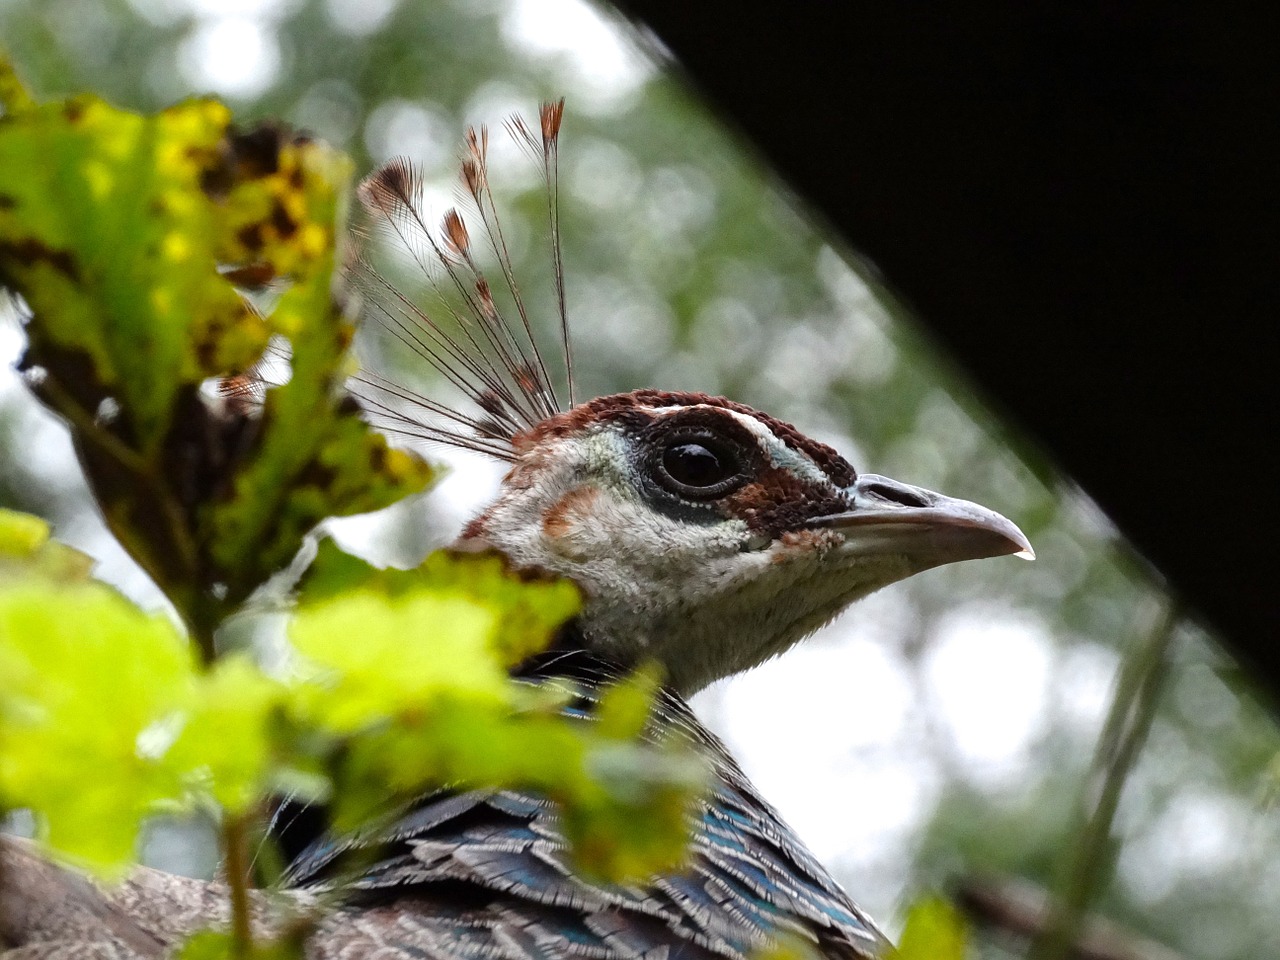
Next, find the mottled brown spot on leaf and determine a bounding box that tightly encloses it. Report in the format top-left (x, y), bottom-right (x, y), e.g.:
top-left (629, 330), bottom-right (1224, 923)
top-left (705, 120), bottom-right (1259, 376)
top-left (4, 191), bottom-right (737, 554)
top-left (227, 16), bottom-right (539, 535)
top-left (237, 222), bottom-right (265, 252)
top-left (0, 239), bottom-right (79, 280)
top-left (221, 262), bottom-right (277, 289)
top-left (270, 200), bottom-right (297, 238)
top-left (228, 124), bottom-right (283, 178)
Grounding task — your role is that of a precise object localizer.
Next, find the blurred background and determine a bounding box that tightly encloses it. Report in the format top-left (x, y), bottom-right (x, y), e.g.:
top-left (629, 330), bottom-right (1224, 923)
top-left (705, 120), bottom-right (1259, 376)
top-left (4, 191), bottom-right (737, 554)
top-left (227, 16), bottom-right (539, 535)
top-left (1, 1), bottom-right (1277, 957)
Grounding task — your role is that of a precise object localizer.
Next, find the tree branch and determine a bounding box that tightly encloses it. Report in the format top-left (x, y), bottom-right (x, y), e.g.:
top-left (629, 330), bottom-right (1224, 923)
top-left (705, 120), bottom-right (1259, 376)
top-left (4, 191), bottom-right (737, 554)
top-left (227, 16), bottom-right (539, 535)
top-left (1031, 600), bottom-right (1179, 960)
top-left (956, 875), bottom-right (1185, 960)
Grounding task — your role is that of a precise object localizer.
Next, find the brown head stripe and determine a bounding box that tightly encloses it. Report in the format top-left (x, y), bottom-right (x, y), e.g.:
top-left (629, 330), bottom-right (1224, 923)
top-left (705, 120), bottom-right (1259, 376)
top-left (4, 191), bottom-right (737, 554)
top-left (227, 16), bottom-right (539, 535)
top-left (516, 390), bottom-right (858, 488)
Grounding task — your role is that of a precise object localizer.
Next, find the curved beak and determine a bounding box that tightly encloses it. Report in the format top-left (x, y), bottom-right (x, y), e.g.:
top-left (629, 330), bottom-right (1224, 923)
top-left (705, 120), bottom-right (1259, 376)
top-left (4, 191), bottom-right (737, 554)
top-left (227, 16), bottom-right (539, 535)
top-left (810, 473), bottom-right (1034, 569)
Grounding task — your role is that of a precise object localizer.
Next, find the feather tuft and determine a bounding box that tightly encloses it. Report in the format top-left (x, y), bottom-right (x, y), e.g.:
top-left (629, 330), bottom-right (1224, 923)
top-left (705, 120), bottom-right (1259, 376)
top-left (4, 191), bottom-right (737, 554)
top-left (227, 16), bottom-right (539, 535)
top-left (344, 103), bottom-right (578, 458)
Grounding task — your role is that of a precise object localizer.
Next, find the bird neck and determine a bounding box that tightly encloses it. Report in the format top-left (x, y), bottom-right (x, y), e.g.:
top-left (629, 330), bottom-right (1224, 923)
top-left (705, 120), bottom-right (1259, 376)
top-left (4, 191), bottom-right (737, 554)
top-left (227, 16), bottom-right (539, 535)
top-left (510, 619), bottom-right (632, 688)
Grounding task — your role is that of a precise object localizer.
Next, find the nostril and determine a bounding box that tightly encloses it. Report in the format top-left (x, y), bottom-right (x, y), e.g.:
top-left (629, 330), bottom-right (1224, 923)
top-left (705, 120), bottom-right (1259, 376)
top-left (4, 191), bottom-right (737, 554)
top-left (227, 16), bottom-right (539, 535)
top-left (863, 481), bottom-right (929, 508)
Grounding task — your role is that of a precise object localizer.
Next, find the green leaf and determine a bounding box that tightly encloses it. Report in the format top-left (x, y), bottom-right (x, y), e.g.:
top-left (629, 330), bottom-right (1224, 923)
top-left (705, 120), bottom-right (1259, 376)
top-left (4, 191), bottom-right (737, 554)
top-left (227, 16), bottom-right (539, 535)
top-left (595, 664), bottom-right (663, 740)
top-left (199, 133), bottom-right (436, 598)
top-left (560, 737), bottom-right (704, 882)
top-left (750, 932), bottom-right (824, 960)
top-left (0, 580), bottom-right (194, 872)
top-left (301, 543), bottom-right (582, 668)
top-left (0, 63), bottom-right (433, 633)
top-left (0, 507), bottom-right (49, 556)
top-left (288, 545), bottom-right (700, 881)
top-left (0, 90), bottom-right (262, 441)
top-left (176, 929), bottom-right (304, 960)
top-left (289, 587), bottom-right (506, 733)
top-left (894, 896), bottom-right (968, 960)
top-left (413, 551), bottom-right (583, 667)
top-left (0, 509), bottom-right (95, 582)
top-left (169, 654), bottom-right (287, 813)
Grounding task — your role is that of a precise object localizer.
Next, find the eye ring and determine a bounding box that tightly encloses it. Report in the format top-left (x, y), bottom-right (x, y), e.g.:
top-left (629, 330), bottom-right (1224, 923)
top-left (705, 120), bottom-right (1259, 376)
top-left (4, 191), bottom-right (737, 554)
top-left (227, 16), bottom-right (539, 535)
top-left (655, 434), bottom-right (746, 499)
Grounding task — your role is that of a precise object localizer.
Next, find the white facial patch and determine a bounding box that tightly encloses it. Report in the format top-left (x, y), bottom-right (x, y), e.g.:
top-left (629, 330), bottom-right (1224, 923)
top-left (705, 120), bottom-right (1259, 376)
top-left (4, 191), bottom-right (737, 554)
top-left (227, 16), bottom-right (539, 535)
top-left (462, 411), bottom-right (910, 694)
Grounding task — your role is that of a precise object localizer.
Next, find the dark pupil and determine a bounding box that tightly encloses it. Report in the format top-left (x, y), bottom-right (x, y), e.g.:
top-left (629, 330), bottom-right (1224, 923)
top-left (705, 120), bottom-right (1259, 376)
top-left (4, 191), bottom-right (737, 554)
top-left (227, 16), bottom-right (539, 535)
top-left (664, 442), bottom-right (729, 488)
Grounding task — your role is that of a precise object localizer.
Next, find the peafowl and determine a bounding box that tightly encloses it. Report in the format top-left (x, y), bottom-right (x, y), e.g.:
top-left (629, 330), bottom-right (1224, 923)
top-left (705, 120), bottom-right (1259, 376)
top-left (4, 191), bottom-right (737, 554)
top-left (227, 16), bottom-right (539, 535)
top-left (260, 102), bottom-right (1033, 960)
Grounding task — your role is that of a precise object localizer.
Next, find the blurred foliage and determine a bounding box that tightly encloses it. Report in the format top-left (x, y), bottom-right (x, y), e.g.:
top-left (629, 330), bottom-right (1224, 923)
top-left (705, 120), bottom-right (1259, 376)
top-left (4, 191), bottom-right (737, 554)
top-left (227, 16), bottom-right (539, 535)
top-left (1, 1), bottom-right (1278, 958)
top-left (0, 61), bottom-right (705, 956)
top-left (1, 506), bottom-right (700, 878)
top-left (0, 508), bottom-right (192, 870)
top-left (894, 896), bottom-right (968, 960)
top-left (177, 929), bottom-right (303, 960)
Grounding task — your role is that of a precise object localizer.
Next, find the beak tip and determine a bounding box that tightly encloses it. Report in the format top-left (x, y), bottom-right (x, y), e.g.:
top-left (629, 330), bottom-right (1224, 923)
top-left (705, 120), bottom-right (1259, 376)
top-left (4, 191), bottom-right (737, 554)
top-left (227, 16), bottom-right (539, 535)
top-left (1002, 524), bottom-right (1035, 561)
top-left (829, 476), bottom-right (1035, 566)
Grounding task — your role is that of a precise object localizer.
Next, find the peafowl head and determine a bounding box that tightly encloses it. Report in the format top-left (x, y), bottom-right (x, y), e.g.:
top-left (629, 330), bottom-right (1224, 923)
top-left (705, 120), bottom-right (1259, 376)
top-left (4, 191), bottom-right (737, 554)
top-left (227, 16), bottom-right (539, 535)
top-left (349, 101), bottom-right (1032, 695)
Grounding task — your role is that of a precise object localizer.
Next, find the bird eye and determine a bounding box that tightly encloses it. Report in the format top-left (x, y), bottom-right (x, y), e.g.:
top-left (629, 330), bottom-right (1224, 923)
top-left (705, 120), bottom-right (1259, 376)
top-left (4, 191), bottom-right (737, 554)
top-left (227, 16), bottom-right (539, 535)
top-left (658, 439), bottom-right (743, 497)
